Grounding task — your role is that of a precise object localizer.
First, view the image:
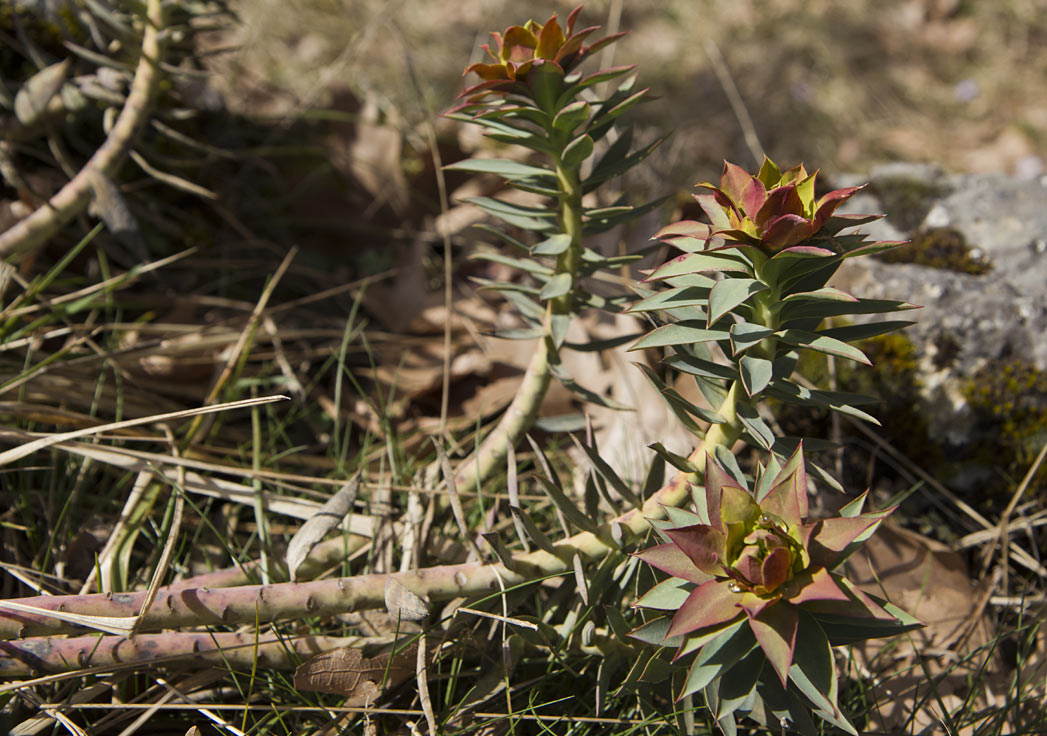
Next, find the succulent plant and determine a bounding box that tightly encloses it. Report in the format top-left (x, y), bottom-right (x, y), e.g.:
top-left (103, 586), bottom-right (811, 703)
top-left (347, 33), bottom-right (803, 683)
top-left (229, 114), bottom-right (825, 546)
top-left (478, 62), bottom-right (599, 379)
top-left (632, 448), bottom-right (920, 734)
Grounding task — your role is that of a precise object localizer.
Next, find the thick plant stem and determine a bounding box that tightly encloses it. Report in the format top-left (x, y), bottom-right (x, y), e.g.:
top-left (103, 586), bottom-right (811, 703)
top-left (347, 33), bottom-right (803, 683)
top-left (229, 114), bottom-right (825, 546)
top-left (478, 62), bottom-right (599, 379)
top-left (454, 335), bottom-right (552, 492)
top-left (0, 388), bottom-right (742, 641)
top-left (0, 632), bottom-right (381, 677)
top-left (0, 0), bottom-right (165, 260)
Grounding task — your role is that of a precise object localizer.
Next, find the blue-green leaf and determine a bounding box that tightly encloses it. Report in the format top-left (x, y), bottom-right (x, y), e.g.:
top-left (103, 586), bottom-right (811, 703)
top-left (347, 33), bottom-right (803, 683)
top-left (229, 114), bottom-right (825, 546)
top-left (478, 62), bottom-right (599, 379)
top-left (644, 252), bottom-right (749, 281)
top-left (464, 196), bottom-right (556, 231)
top-left (629, 615), bottom-right (683, 649)
top-left (532, 233), bottom-right (572, 255)
top-left (739, 355), bottom-right (774, 398)
top-left (628, 284), bottom-right (713, 314)
top-left (561, 134), bottom-right (595, 168)
top-left (571, 434), bottom-right (641, 508)
top-left (534, 475), bottom-right (598, 534)
top-left (788, 610), bottom-right (854, 734)
top-left (540, 272), bottom-right (573, 300)
top-left (444, 158), bottom-right (553, 180)
top-left (635, 577), bottom-right (693, 610)
top-left (708, 278), bottom-right (767, 326)
top-left (776, 329), bottom-right (871, 364)
top-left (648, 442), bottom-right (698, 473)
top-left (819, 320), bottom-right (915, 342)
top-left (737, 402), bottom-right (774, 450)
top-left (729, 322), bottom-right (775, 355)
top-left (629, 322), bottom-right (729, 351)
top-left (552, 100), bottom-right (590, 134)
top-left (664, 352), bottom-right (738, 381)
top-left (471, 251), bottom-right (554, 276)
top-left (679, 621), bottom-right (756, 699)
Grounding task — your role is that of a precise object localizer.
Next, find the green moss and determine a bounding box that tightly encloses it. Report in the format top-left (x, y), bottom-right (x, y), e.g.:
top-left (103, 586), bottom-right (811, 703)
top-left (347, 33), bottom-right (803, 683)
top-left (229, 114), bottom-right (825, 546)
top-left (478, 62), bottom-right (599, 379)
top-left (869, 176), bottom-right (947, 231)
top-left (877, 226), bottom-right (992, 275)
top-left (962, 360), bottom-right (1047, 492)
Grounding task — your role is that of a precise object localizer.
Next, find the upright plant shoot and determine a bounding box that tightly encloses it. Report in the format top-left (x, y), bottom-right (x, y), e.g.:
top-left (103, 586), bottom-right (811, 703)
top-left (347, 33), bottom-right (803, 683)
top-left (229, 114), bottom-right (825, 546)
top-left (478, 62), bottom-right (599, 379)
top-left (630, 159), bottom-right (921, 734)
top-left (446, 6), bottom-right (664, 489)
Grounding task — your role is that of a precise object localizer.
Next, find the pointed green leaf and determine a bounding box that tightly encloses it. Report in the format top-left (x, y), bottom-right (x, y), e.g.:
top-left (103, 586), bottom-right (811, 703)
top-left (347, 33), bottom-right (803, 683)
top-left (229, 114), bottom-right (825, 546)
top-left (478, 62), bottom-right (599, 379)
top-left (586, 133), bottom-right (667, 191)
top-left (678, 620), bottom-right (755, 699)
top-left (777, 329), bottom-right (871, 364)
top-left (714, 648), bottom-right (764, 718)
top-left (471, 251), bottom-right (554, 276)
top-left (561, 133), bottom-right (595, 168)
top-left (540, 272), bottom-right (573, 300)
top-left (464, 196), bottom-right (556, 231)
top-left (630, 322), bottom-right (729, 351)
top-left (532, 233), bottom-right (572, 255)
top-left (645, 252), bottom-right (749, 282)
top-left (747, 603), bottom-right (798, 686)
top-left (491, 327), bottom-right (545, 340)
top-left (820, 320), bottom-right (915, 342)
top-left (754, 673), bottom-right (818, 736)
top-left (628, 284), bottom-right (713, 314)
top-left (739, 355), bottom-right (773, 397)
top-left (729, 322), bottom-right (774, 355)
top-left (707, 278), bottom-right (766, 326)
top-left (534, 475), bottom-right (598, 534)
top-left (641, 455), bottom-right (666, 501)
top-left (780, 287), bottom-right (857, 303)
top-left (552, 100), bottom-right (590, 134)
top-left (634, 362), bottom-right (724, 429)
top-left (635, 576), bottom-right (694, 610)
top-left (648, 442), bottom-right (698, 473)
top-left (629, 615), bottom-right (682, 649)
top-left (664, 352), bottom-right (738, 381)
top-left (737, 402), bottom-right (774, 450)
top-left (480, 532), bottom-right (518, 571)
top-left (552, 366), bottom-right (632, 410)
top-left (788, 610), bottom-right (853, 734)
top-left (444, 158), bottom-right (553, 180)
top-left (471, 223), bottom-right (530, 251)
top-left (509, 506), bottom-right (557, 555)
top-left (571, 434), bottom-right (642, 508)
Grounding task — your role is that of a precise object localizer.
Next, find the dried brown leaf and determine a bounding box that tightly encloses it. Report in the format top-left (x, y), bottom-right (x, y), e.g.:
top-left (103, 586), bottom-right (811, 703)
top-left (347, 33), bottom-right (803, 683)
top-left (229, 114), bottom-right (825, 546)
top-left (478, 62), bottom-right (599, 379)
top-left (293, 646), bottom-right (416, 706)
top-left (384, 577), bottom-right (430, 622)
top-left (287, 474), bottom-right (361, 581)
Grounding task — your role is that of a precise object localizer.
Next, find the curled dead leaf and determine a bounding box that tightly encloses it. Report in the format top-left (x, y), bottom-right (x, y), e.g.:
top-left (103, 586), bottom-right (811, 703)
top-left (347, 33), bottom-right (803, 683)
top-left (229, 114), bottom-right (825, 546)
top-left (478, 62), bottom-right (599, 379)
top-left (286, 474), bottom-right (361, 581)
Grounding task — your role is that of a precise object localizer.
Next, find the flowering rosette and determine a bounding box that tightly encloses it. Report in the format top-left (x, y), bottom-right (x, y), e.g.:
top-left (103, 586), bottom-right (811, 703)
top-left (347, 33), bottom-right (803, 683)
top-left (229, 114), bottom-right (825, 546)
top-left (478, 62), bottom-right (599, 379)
top-left (656, 157), bottom-right (879, 257)
top-left (458, 6), bottom-right (625, 108)
top-left (632, 447), bottom-right (919, 732)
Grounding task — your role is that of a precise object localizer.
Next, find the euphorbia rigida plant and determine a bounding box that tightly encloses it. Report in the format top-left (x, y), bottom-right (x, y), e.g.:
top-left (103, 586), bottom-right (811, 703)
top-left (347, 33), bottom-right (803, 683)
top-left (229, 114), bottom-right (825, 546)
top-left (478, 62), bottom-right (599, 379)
top-left (629, 159), bottom-right (921, 734)
top-left (445, 6), bottom-right (664, 490)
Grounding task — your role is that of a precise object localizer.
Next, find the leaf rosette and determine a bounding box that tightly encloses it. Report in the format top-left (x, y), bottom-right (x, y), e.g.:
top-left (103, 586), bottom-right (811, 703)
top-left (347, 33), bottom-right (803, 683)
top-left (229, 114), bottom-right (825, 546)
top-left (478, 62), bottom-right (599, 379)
top-left (459, 7), bottom-right (624, 109)
top-left (632, 446), bottom-right (920, 733)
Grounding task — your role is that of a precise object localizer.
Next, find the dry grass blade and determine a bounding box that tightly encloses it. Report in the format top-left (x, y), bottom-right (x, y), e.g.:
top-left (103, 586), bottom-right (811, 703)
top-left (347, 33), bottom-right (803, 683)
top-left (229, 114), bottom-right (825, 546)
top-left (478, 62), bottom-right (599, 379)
top-left (0, 394), bottom-right (289, 467)
top-left (131, 429), bottom-right (186, 636)
top-left (186, 245), bottom-right (298, 443)
top-left (0, 599), bottom-right (135, 636)
top-left (982, 438), bottom-right (1047, 589)
top-left (434, 438), bottom-right (483, 561)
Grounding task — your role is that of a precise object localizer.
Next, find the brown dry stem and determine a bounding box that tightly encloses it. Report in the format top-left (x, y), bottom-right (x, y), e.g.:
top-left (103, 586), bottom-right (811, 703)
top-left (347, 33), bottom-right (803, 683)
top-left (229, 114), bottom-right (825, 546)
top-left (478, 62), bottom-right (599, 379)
top-left (0, 386), bottom-right (741, 644)
top-left (0, 0), bottom-right (165, 260)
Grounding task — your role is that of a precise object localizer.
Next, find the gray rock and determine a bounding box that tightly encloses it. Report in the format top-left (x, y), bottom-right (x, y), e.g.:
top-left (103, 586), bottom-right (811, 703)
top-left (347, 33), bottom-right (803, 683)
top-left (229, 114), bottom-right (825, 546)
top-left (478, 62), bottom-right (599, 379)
top-left (830, 165), bottom-right (1047, 482)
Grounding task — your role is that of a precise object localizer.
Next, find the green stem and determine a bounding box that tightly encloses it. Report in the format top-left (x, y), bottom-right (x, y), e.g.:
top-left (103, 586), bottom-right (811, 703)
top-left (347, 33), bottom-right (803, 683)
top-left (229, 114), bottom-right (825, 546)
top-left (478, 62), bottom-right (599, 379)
top-left (452, 137), bottom-right (585, 492)
top-left (552, 160), bottom-right (584, 318)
